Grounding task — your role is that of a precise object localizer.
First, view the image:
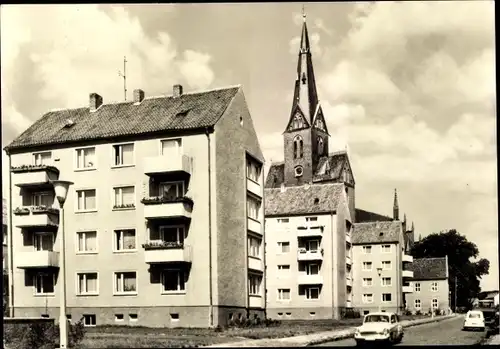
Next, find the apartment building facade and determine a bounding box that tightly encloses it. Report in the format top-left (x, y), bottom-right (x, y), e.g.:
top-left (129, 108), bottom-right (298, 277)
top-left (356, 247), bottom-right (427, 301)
top-left (405, 257), bottom-right (450, 314)
top-left (4, 84), bottom-right (265, 328)
top-left (3, 198), bottom-right (8, 312)
top-left (351, 220), bottom-right (414, 315)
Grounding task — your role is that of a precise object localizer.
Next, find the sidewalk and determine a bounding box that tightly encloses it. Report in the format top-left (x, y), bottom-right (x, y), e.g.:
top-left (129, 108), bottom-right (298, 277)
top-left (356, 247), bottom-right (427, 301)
top-left (204, 314), bottom-right (458, 347)
top-left (484, 334), bottom-right (500, 345)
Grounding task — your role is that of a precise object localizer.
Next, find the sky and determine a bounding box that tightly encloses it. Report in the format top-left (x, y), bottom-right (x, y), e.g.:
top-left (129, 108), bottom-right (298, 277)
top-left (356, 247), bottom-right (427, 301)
top-left (1, 2), bottom-right (497, 290)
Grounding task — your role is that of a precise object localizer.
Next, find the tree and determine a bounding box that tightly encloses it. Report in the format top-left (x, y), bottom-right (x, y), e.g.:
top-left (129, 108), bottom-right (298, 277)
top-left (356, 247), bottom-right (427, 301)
top-left (411, 229), bottom-right (490, 310)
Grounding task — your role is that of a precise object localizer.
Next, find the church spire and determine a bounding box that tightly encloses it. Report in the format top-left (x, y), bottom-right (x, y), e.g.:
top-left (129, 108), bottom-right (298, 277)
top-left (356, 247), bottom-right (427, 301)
top-left (393, 188), bottom-right (399, 220)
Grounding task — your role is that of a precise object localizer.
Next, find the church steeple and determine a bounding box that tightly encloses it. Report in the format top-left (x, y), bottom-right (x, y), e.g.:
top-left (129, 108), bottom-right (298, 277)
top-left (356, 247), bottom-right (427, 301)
top-left (393, 189), bottom-right (399, 220)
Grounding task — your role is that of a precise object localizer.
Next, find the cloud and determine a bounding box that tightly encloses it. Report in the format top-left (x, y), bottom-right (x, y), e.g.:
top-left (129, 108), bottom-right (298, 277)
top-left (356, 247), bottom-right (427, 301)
top-left (178, 50), bottom-right (215, 90)
top-left (289, 32), bottom-right (322, 57)
top-left (313, 18), bottom-right (333, 36)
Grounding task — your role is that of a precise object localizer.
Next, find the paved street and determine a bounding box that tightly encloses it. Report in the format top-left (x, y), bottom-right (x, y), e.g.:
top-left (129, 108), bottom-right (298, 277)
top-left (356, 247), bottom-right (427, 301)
top-left (314, 316), bottom-right (486, 346)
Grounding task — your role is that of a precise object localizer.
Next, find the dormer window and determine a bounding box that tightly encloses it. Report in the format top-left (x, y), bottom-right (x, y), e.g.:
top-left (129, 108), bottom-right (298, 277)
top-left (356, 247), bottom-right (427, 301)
top-left (293, 135), bottom-right (304, 159)
top-left (294, 166), bottom-right (303, 177)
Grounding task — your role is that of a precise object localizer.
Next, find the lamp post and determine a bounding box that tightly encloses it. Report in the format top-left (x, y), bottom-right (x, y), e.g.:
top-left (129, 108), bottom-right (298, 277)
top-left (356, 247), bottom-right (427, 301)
top-left (51, 180), bottom-right (73, 349)
top-left (377, 267), bottom-right (382, 312)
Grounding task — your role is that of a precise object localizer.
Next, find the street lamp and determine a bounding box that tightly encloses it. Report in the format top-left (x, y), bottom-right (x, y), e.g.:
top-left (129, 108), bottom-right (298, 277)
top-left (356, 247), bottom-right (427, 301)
top-left (51, 180), bottom-right (73, 349)
top-left (377, 267), bottom-right (383, 312)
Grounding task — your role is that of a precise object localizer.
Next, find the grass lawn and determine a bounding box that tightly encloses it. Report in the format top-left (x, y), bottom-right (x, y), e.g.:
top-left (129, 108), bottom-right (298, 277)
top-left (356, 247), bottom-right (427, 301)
top-left (79, 315), bottom-right (429, 348)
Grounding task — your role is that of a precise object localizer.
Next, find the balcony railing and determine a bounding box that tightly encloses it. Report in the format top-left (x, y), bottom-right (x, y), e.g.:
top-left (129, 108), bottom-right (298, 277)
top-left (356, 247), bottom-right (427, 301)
top-left (346, 277), bottom-right (353, 287)
top-left (248, 256), bottom-right (264, 271)
top-left (346, 255), bottom-right (352, 265)
top-left (345, 233), bottom-right (351, 244)
top-left (297, 274), bottom-right (324, 285)
top-left (17, 251), bottom-right (59, 269)
top-left (297, 248), bottom-right (324, 261)
top-left (142, 196), bottom-right (193, 220)
top-left (402, 285), bottom-right (413, 293)
top-left (247, 217), bottom-right (262, 235)
top-left (402, 254), bottom-right (413, 263)
top-left (143, 154), bottom-right (192, 176)
top-left (11, 165), bottom-right (59, 188)
top-left (402, 270), bottom-right (414, 278)
top-left (142, 241), bottom-right (192, 264)
top-left (297, 225), bottom-right (324, 238)
top-left (13, 206), bottom-right (59, 229)
top-left (246, 178), bottom-right (262, 198)
top-left (249, 295), bottom-right (264, 308)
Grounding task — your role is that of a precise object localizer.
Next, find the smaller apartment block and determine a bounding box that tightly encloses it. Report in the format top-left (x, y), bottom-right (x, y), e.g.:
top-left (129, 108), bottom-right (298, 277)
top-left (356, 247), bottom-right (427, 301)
top-left (405, 257), bottom-right (450, 314)
top-left (265, 183), bottom-right (352, 320)
top-left (352, 221), bottom-right (414, 315)
top-left (4, 84), bottom-right (265, 328)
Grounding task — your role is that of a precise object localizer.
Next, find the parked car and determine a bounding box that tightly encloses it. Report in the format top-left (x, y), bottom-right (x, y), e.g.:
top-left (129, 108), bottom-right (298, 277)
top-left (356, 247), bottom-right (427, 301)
top-left (463, 310), bottom-right (485, 331)
top-left (354, 312), bottom-right (404, 346)
top-left (476, 305), bottom-right (500, 336)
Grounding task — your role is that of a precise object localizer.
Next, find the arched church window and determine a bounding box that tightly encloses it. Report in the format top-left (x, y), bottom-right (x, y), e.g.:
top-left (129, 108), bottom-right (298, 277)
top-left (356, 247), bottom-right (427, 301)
top-left (293, 135), bottom-right (304, 159)
top-left (293, 114), bottom-right (304, 129)
top-left (317, 137), bottom-right (324, 156)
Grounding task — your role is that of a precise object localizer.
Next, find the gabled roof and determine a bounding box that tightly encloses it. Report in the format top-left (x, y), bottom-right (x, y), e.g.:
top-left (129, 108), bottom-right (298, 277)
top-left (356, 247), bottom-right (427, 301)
top-left (352, 221), bottom-right (403, 245)
top-left (410, 257), bottom-right (448, 280)
top-left (478, 290), bottom-right (499, 300)
top-left (355, 208), bottom-right (394, 223)
top-left (265, 183), bottom-right (343, 217)
top-left (5, 86), bottom-right (241, 152)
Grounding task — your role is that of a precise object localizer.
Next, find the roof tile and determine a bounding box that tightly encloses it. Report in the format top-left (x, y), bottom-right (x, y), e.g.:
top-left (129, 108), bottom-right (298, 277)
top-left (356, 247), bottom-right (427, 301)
top-left (410, 257), bottom-right (448, 280)
top-left (352, 221), bottom-right (402, 245)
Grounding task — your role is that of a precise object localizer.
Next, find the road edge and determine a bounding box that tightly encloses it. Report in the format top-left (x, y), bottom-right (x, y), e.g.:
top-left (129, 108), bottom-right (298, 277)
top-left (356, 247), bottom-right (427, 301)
top-left (305, 314), bottom-right (459, 346)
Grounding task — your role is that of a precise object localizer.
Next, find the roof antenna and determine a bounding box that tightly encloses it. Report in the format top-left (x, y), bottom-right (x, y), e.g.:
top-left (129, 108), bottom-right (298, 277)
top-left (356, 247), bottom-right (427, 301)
top-left (118, 56), bottom-right (127, 101)
top-left (302, 4), bottom-right (306, 22)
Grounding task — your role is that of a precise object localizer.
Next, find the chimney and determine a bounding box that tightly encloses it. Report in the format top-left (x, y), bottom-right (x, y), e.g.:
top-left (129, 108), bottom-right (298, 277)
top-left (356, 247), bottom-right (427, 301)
top-left (133, 89), bottom-right (145, 104)
top-left (89, 93), bottom-right (103, 111)
top-left (173, 84), bottom-right (183, 97)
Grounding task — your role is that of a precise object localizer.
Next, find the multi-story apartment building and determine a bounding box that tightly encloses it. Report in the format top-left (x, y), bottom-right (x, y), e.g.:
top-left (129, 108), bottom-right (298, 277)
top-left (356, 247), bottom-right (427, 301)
top-left (3, 198), bottom-right (8, 312)
top-left (406, 257), bottom-right (450, 314)
top-left (264, 14), bottom-right (355, 320)
top-left (4, 84), bottom-right (265, 327)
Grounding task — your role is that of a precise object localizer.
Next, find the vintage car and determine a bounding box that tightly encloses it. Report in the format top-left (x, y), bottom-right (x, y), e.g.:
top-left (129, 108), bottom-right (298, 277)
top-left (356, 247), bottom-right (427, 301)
top-left (354, 312), bottom-right (404, 346)
top-left (463, 310), bottom-right (486, 331)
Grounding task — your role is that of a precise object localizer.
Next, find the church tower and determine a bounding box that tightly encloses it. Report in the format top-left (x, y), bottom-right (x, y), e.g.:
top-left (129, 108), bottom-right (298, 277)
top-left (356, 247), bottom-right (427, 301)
top-left (283, 11), bottom-right (330, 187)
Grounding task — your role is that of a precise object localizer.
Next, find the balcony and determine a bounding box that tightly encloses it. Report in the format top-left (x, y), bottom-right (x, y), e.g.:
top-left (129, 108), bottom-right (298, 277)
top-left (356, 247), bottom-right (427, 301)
top-left (402, 270), bottom-right (414, 278)
top-left (143, 242), bottom-right (192, 264)
top-left (143, 154), bottom-right (192, 176)
top-left (248, 256), bottom-right (264, 272)
top-left (14, 206), bottom-right (59, 229)
top-left (403, 254), bottom-right (413, 263)
top-left (346, 277), bottom-right (353, 287)
top-left (297, 249), bottom-right (323, 261)
top-left (247, 218), bottom-right (262, 235)
top-left (17, 251), bottom-right (59, 269)
top-left (345, 234), bottom-right (351, 244)
top-left (246, 178), bottom-right (262, 198)
top-left (297, 225), bottom-right (324, 238)
top-left (142, 196), bottom-right (193, 220)
top-left (11, 165), bottom-right (59, 189)
top-left (346, 255), bottom-right (352, 265)
top-left (249, 295), bottom-right (264, 308)
top-left (297, 274), bottom-right (324, 285)
top-left (402, 285), bottom-right (413, 293)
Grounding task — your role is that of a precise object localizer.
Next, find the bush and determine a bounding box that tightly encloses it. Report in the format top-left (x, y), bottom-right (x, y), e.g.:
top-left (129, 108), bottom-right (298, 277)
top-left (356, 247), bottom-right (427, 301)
top-left (415, 310), bottom-right (422, 316)
top-left (404, 309), bottom-right (412, 316)
top-left (227, 317), bottom-right (280, 329)
top-left (341, 308), bottom-right (361, 319)
top-left (4, 319), bottom-right (85, 349)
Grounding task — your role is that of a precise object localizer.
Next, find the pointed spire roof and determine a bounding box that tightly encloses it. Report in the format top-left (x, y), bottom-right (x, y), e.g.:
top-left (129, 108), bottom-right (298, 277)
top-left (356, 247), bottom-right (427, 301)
top-left (403, 213), bottom-right (407, 223)
top-left (300, 9), bottom-right (310, 53)
top-left (393, 188), bottom-right (399, 209)
top-left (411, 221), bottom-right (415, 232)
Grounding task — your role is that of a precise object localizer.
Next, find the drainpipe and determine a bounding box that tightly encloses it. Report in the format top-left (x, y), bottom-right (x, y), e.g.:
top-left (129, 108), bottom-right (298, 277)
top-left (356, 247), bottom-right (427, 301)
top-left (205, 127), bottom-right (214, 327)
top-left (7, 152), bottom-right (14, 317)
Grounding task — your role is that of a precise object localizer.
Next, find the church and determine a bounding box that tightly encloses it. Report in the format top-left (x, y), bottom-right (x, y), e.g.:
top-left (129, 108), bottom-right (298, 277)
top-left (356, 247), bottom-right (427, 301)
top-left (264, 12), bottom-right (416, 319)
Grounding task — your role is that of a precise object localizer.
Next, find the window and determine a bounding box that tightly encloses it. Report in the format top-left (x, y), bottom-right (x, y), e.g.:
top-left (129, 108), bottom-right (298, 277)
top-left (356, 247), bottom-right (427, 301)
top-left (310, 312), bottom-right (316, 317)
top-left (75, 147), bottom-right (96, 170)
top-left (34, 273), bottom-right (55, 295)
top-left (431, 282), bottom-right (438, 292)
top-left (362, 278), bottom-right (372, 287)
top-left (159, 226), bottom-right (185, 244)
top-left (415, 282), bottom-right (421, 292)
top-left (292, 114), bottom-right (304, 129)
top-left (113, 186), bottom-right (135, 208)
top-left (161, 138), bottom-right (182, 155)
top-left (247, 196), bottom-right (261, 220)
top-left (381, 245), bottom-right (391, 253)
top-left (33, 233), bottom-right (54, 252)
top-left (114, 229), bottom-right (136, 251)
top-left (33, 152), bottom-right (51, 166)
top-left (382, 261), bottom-right (391, 270)
top-left (162, 269), bottom-right (186, 293)
top-left (382, 277), bottom-right (392, 286)
top-left (278, 241), bottom-right (290, 253)
top-left (129, 314), bottom-right (138, 321)
top-left (115, 314), bottom-right (124, 322)
top-left (362, 262), bottom-right (373, 271)
top-left (382, 293), bottom-right (392, 302)
top-left (76, 189), bottom-right (97, 212)
top-left (77, 273), bottom-right (98, 295)
top-left (307, 263), bottom-right (319, 275)
top-left (31, 192), bottom-right (52, 207)
top-left (317, 137), bottom-right (324, 155)
top-left (363, 246), bottom-right (372, 254)
top-left (278, 265), bottom-right (290, 271)
top-left (248, 274), bottom-right (262, 296)
top-left (114, 272), bottom-right (137, 294)
top-left (77, 231), bottom-right (97, 253)
top-left (432, 298), bottom-right (439, 309)
top-left (306, 240), bottom-right (319, 252)
top-left (414, 299), bottom-right (421, 309)
top-left (83, 314), bottom-right (96, 327)
top-left (306, 217), bottom-right (318, 222)
top-left (278, 288), bottom-right (291, 300)
top-left (246, 160), bottom-right (261, 182)
top-left (170, 313), bottom-right (180, 321)
top-left (305, 287), bottom-right (320, 300)
top-left (293, 135), bottom-right (304, 159)
top-left (248, 235), bottom-right (262, 258)
top-left (362, 294), bottom-right (373, 303)
top-left (113, 143), bottom-right (134, 166)
top-left (277, 218), bottom-right (289, 224)
top-left (158, 181), bottom-right (185, 198)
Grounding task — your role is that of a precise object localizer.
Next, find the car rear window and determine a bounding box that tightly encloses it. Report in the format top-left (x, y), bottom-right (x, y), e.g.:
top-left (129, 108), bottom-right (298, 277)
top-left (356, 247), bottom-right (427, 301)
top-left (469, 313), bottom-right (482, 318)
